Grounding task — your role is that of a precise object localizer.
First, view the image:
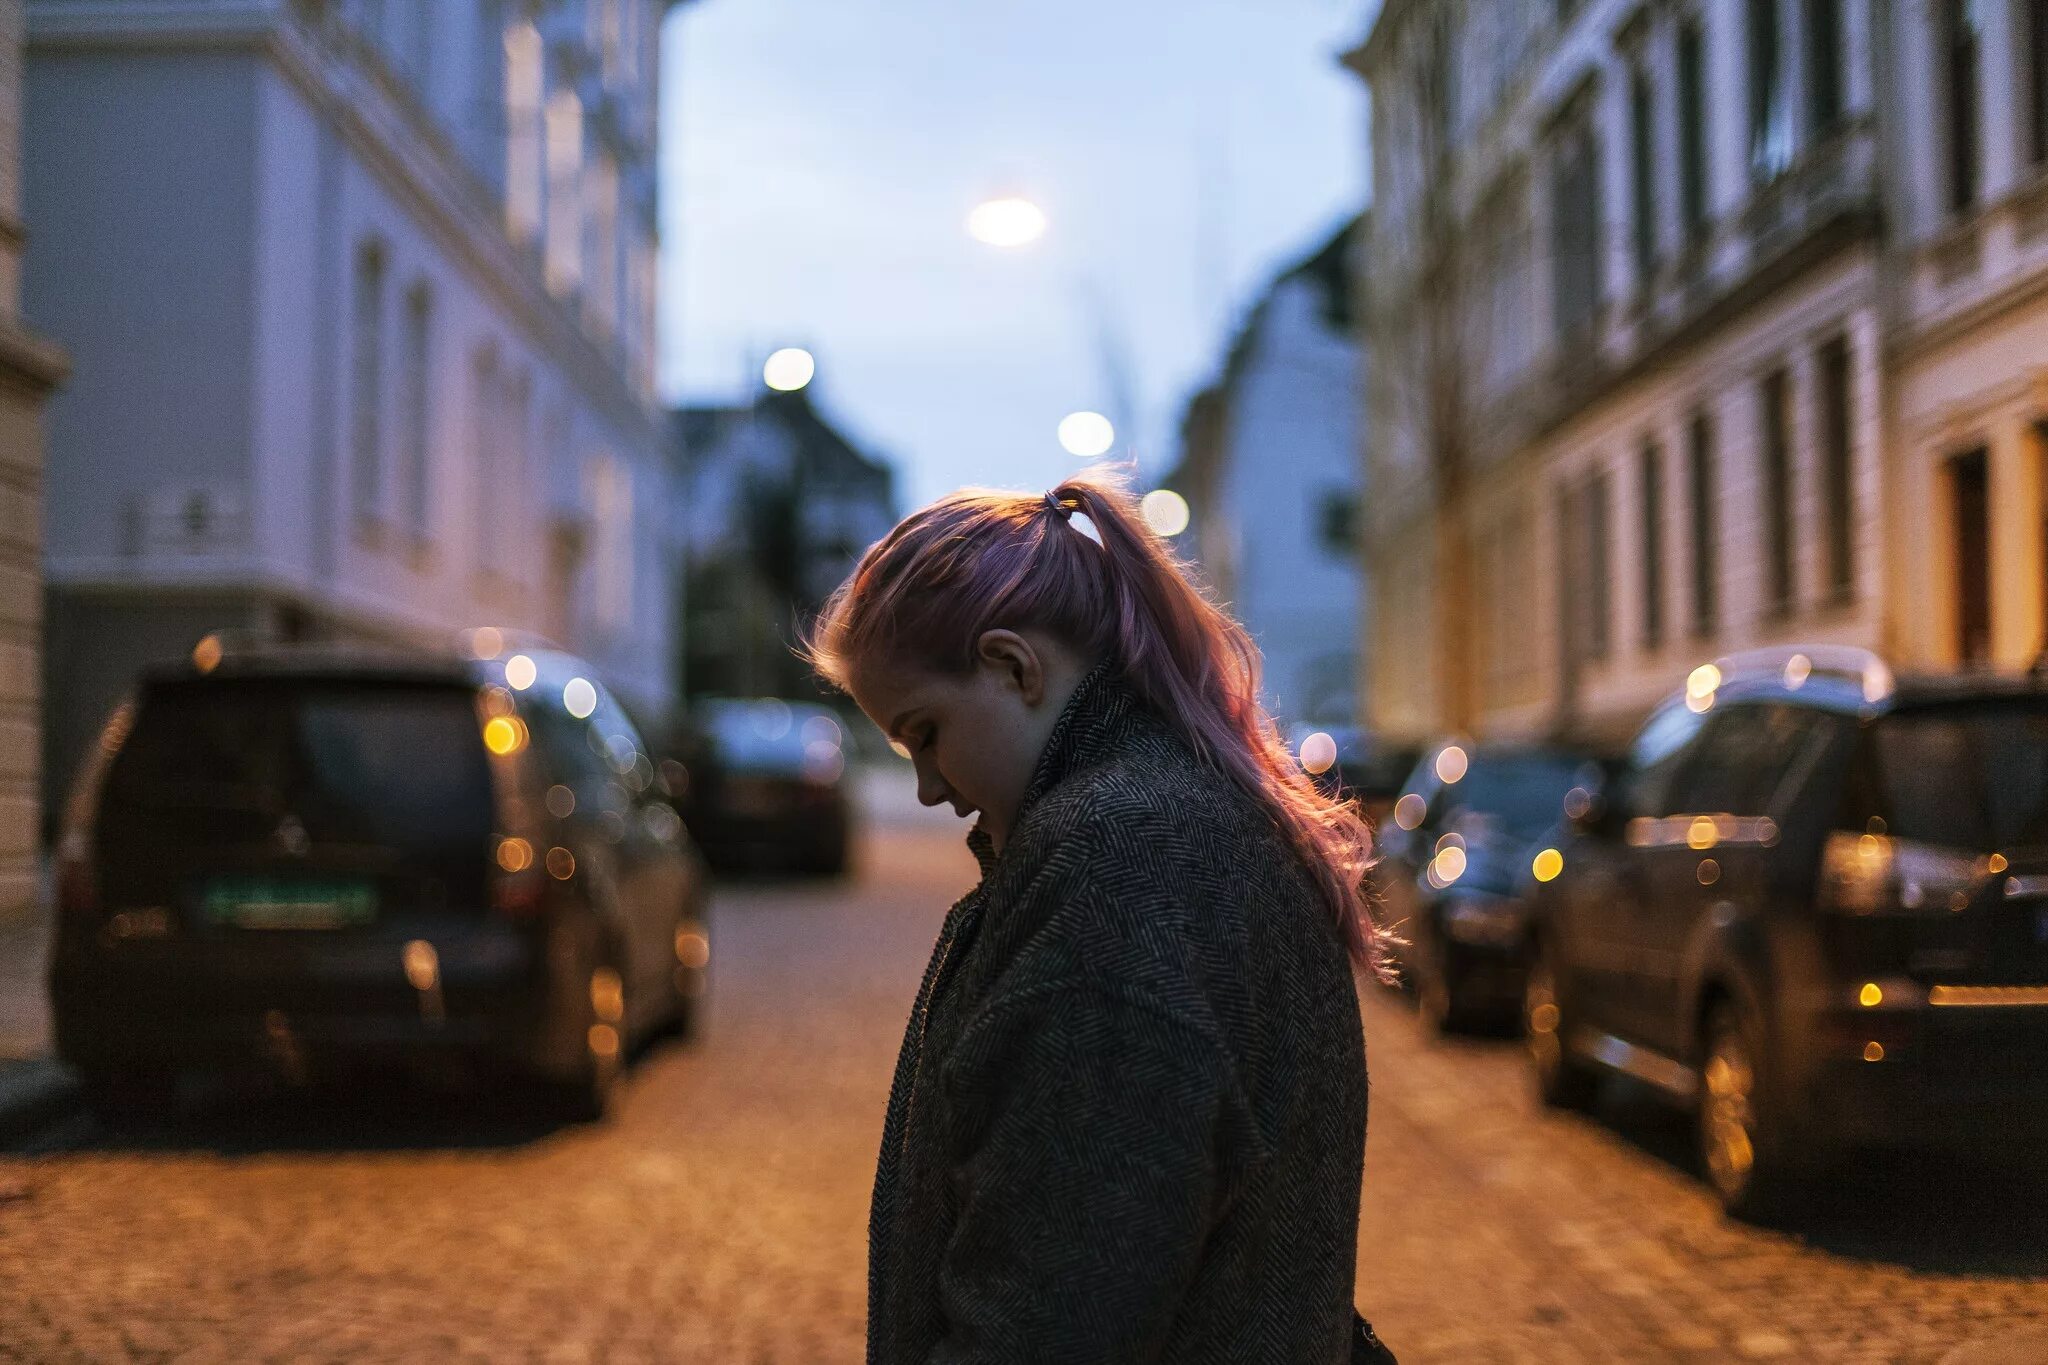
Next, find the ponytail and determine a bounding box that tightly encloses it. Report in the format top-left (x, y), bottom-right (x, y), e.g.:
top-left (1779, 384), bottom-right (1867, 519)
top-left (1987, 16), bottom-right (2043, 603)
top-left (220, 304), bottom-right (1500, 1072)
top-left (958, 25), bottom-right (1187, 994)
top-left (803, 468), bottom-right (1387, 976)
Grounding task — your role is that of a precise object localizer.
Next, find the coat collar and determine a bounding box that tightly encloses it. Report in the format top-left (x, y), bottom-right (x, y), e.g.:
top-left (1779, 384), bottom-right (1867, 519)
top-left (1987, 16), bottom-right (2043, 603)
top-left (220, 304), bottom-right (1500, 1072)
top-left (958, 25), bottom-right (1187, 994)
top-left (964, 658), bottom-right (1133, 877)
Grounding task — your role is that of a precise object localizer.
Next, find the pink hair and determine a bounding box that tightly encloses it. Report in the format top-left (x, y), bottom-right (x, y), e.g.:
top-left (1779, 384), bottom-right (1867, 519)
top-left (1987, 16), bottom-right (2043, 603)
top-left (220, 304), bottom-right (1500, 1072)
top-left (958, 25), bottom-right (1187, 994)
top-left (801, 468), bottom-right (1387, 977)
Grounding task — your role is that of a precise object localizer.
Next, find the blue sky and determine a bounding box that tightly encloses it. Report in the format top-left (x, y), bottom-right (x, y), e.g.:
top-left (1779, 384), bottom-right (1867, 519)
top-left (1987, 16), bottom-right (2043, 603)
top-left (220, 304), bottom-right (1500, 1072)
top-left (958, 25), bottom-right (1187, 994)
top-left (658, 0), bottom-right (1372, 510)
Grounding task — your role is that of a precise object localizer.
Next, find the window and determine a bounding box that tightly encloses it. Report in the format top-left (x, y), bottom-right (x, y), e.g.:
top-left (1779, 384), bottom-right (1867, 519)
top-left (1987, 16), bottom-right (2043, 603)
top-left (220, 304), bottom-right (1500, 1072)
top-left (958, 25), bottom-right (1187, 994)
top-left (1760, 368), bottom-right (1794, 615)
top-left (1748, 0), bottom-right (1792, 181)
top-left (1620, 698), bottom-right (1710, 820)
top-left (1560, 470), bottom-right (1612, 666)
top-left (1639, 440), bottom-right (1665, 647)
top-left (1672, 703), bottom-right (1830, 816)
top-left (350, 240), bottom-right (387, 525)
top-left (1943, 0), bottom-right (1984, 213)
top-left (1688, 410), bottom-right (1719, 635)
top-left (1551, 92), bottom-right (1603, 343)
top-left (545, 90), bottom-right (584, 295)
top-left (504, 20), bottom-right (544, 245)
top-left (584, 152), bottom-right (621, 336)
top-left (588, 455), bottom-right (635, 632)
top-left (1817, 335), bottom-right (1854, 600)
top-left (1629, 61), bottom-right (1657, 283)
top-left (1587, 470), bottom-right (1611, 659)
top-left (398, 282), bottom-right (432, 543)
top-left (1805, 0), bottom-right (1844, 132)
top-left (1677, 17), bottom-right (1711, 244)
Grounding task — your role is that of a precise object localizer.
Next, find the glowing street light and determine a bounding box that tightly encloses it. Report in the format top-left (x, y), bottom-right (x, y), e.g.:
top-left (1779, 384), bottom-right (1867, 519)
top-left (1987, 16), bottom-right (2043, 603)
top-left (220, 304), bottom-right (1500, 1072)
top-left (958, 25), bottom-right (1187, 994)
top-left (1141, 488), bottom-right (1190, 537)
top-left (1058, 411), bottom-right (1115, 458)
top-left (967, 196), bottom-right (1048, 248)
top-left (763, 347), bottom-right (816, 392)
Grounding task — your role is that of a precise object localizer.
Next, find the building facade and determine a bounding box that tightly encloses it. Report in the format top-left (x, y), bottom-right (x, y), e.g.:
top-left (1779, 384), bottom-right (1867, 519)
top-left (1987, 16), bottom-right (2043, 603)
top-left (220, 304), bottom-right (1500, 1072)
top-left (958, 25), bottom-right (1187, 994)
top-left (1168, 220), bottom-right (1367, 728)
top-left (1353, 0), bottom-right (1920, 747)
top-left (25, 0), bottom-right (677, 822)
top-left (0, 0), bottom-right (65, 919)
top-left (672, 387), bottom-right (896, 702)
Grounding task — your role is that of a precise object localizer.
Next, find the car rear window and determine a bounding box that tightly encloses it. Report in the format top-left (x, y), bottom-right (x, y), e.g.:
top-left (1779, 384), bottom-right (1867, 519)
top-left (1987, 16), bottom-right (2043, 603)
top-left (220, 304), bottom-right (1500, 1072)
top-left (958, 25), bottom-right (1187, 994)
top-left (1861, 702), bottom-right (2048, 851)
top-left (100, 679), bottom-right (495, 853)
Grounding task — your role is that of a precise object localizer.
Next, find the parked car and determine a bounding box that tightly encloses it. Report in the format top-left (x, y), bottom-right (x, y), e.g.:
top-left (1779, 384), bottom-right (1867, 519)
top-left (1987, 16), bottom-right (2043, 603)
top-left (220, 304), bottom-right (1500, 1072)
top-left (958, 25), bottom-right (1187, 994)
top-left (1525, 646), bottom-right (2048, 1216)
top-left (1373, 739), bottom-right (1603, 1032)
top-left (49, 637), bottom-right (710, 1122)
top-left (672, 698), bottom-right (853, 877)
top-left (1291, 724), bottom-right (1423, 829)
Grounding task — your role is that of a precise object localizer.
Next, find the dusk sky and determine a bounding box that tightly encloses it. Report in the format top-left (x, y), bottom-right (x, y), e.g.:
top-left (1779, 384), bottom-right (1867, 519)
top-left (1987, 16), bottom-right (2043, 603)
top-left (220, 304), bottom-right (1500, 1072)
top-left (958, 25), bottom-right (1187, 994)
top-left (658, 0), bottom-right (1374, 511)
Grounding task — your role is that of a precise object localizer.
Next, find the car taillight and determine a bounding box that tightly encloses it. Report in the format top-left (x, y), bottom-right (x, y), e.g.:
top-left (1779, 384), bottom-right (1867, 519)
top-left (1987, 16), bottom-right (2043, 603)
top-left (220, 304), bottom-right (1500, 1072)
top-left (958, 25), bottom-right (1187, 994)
top-left (1818, 832), bottom-right (1988, 915)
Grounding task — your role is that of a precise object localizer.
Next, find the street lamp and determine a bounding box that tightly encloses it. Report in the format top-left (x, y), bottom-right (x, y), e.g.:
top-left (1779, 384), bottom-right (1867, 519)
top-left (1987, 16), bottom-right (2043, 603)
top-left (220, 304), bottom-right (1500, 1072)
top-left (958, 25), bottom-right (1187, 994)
top-left (763, 347), bottom-right (816, 392)
top-left (966, 196), bottom-right (1048, 248)
top-left (1057, 410), bottom-right (1116, 458)
top-left (967, 195), bottom-right (1136, 462)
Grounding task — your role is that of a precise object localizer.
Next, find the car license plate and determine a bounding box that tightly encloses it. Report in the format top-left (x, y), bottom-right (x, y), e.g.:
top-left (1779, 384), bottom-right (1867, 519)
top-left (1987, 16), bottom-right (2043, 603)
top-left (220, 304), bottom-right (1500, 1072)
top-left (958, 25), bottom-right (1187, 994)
top-left (202, 877), bottom-right (377, 929)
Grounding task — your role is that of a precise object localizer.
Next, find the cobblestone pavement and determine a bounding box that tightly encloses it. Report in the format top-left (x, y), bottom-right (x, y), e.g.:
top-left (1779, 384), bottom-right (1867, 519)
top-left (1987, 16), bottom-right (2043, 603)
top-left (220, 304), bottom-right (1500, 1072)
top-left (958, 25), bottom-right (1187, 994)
top-left (2, 784), bottom-right (2047, 1362)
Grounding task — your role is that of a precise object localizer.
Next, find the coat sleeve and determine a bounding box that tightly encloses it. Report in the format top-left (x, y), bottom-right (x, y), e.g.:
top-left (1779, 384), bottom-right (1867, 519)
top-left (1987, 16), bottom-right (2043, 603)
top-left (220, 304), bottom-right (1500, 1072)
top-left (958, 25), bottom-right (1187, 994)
top-left (928, 979), bottom-right (1234, 1365)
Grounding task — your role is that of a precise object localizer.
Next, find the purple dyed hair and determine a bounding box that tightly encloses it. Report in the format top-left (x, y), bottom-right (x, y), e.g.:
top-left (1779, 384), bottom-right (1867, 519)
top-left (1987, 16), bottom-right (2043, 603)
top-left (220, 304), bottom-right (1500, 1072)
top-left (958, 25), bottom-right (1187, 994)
top-left (799, 468), bottom-right (1387, 977)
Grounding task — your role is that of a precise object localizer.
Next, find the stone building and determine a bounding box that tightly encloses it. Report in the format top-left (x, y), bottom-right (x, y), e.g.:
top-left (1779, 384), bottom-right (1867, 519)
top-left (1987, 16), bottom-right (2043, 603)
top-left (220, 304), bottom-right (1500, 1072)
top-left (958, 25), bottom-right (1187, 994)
top-left (1166, 218), bottom-right (1367, 728)
top-left (0, 0), bottom-right (63, 920)
top-left (1347, 0), bottom-right (1974, 746)
top-left (25, 0), bottom-right (680, 823)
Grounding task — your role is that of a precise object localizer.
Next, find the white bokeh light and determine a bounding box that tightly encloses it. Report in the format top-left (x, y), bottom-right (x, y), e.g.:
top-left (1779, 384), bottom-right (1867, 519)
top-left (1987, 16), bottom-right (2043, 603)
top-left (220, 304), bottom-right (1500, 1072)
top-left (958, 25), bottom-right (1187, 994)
top-left (563, 677), bottom-right (598, 719)
top-left (1140, 488), bottom-right (1191, 537)
top-left (1057, 411), bottom-right (1116, 458)
top-left (763, 347), bottom-right (816, 392)
top-left (967, 196), bottom-right (1048, 248)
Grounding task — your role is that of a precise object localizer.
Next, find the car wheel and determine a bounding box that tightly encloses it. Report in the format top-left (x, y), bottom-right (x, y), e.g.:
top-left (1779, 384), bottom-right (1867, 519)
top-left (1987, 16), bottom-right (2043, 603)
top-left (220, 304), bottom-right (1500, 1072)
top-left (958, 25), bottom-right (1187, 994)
top-left (79, 1068), bottom-right (179, 1125)
top-left (543, 959), bottom-right (627, 1123)
top-left (1699, 999), bottom-right (1797, 1221)
top-left (1525, 949), bottom-right (1598, 1110)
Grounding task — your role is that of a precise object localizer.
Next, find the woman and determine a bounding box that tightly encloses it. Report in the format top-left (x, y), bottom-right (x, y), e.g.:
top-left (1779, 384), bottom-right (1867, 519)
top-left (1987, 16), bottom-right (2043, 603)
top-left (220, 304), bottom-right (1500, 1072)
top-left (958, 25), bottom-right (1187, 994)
top-left (803, 473), bottom-right (1395, 1364)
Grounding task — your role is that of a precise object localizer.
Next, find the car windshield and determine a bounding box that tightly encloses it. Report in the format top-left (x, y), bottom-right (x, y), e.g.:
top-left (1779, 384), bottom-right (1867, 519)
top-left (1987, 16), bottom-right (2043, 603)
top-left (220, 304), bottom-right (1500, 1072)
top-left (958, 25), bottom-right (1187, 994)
top-left (1866, 701), bottom-right (2048, 851)
top-left (100, 679), bottom-right (494, 853)
top-left (701, 701), bottom-right (842, 776)
top-left (1438, 755), bottom-right (1584, 840)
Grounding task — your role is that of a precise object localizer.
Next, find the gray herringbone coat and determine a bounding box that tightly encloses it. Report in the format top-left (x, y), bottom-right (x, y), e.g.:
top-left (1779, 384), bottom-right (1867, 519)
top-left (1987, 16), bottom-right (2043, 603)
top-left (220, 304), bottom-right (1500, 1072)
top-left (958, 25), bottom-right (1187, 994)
top-left (868, 663), bottom-right (1370, 1364)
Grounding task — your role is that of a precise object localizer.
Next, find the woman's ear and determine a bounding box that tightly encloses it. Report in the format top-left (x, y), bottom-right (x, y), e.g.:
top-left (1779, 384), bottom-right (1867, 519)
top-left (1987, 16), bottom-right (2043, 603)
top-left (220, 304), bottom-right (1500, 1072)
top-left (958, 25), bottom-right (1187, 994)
top-left (974, 629), bottom-right (1045, 705)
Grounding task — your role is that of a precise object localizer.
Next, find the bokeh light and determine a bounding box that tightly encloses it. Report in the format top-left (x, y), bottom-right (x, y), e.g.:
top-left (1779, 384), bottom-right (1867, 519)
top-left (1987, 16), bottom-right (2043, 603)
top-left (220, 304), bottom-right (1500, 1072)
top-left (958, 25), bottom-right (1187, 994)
top-left (763, 347), bottom-right (816, 392)
top-left (505, 654), bottom-right (537, 690)
top-left (1299, 731), bottom-right (1338, 775)
top-left (1141, 489), bottom-right (1190, 537)
top-left (563, 677), bottom-right (598, 719)
top-left (1434, 745), bottom-right (1469, 784)
top-left (1058, 411), bottom-right (1115, 458)
top-left (967, 196), bottom-right (1047, 247)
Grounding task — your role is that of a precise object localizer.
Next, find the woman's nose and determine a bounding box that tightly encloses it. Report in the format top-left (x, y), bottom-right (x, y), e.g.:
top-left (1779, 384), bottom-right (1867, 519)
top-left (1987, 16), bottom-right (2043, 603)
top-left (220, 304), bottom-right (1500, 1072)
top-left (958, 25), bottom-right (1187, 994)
top-left (914, 766), bottom-right (950, 808)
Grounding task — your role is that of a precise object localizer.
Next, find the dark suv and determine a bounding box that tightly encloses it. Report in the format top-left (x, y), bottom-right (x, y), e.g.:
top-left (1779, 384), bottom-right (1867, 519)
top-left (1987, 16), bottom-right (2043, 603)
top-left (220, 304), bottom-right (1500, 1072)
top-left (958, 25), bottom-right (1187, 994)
top-left (50, 639), bottom-right (710, 1121)
top-left (1525, 647), bottom-right (2048, 1215)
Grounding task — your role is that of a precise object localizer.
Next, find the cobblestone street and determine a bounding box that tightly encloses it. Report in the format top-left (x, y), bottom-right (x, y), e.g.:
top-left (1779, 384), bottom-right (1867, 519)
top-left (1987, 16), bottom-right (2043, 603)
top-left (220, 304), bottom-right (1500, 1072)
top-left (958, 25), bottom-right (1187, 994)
top-left (3, 785), bottom-right (2048, 1362)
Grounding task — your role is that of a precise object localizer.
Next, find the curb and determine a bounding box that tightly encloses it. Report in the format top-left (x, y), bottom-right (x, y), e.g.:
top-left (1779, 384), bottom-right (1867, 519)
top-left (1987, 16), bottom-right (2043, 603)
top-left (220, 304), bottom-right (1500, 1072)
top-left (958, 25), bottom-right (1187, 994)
top-left (0, 1056), bottom-right (80, 1145)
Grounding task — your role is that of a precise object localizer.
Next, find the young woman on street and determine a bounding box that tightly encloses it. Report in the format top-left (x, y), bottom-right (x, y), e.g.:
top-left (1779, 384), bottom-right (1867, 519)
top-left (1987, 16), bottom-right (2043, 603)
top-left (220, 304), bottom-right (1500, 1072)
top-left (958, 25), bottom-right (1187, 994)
top-left (802, 471), bottom-right (1396, 1364)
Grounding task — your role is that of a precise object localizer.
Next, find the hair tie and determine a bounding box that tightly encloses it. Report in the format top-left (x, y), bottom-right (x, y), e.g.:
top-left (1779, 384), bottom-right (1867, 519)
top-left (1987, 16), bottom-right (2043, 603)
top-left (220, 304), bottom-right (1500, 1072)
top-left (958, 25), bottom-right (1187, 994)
top-left (1043, 490), bottom-right (1073, 522)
